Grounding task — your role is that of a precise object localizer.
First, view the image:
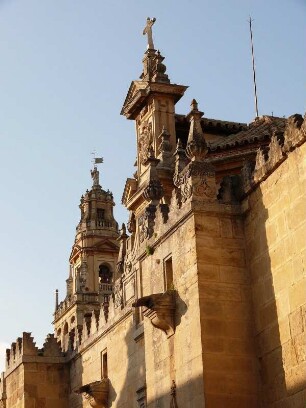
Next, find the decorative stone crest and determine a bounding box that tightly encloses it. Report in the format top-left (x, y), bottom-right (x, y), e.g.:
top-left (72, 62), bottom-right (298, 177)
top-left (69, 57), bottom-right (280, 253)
top-left (177, 161), bottom-right (216, 203)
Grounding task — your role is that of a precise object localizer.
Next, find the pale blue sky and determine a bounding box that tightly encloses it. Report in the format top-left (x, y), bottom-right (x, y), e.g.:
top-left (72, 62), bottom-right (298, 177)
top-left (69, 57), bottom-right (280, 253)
top-left (0, 0), bottom-right (305, 371)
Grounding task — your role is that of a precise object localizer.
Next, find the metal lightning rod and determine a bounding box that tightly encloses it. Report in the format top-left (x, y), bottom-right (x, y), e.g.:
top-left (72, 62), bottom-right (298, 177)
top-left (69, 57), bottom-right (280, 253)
top-left (249, 17), bottom-right (259, 118)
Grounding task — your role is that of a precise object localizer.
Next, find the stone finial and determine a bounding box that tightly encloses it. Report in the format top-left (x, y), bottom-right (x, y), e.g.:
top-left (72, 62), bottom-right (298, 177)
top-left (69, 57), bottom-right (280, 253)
top-left (186, 100), bottom-right (208, 161)
top-left (152, 51), bottom-right (170, 84)
top-left (158, 126), bottom-right (172, 167)
top-left (173, 139), bottom-right (188, 184)
top-left (55, 289), bottom-right (59, 312)
top-left (159, 126), bottom-right (172, 154)
top-left (143, 153), bottom-right (164, 205)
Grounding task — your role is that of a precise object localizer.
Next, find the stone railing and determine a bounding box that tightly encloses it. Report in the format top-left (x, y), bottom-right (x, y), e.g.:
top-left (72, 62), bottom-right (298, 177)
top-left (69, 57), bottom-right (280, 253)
top-left (99, 283), bottom-right (113, 294)
top-left (54, 293), bottom-right (101, 320)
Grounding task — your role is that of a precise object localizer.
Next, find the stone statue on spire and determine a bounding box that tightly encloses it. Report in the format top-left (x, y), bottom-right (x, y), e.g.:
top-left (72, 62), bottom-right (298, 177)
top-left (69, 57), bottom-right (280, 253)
top-left (143, 17), bottom-right (156, 50)
top-left (90, 155), bottom-right (103, 187)
top-left (91, 166), bottom-right (100, 186)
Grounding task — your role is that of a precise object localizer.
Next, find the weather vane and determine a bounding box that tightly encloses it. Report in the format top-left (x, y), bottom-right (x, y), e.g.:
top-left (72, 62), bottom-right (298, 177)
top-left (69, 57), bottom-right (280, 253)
top-left (143, 17), bottom-right (156, 50)
top-left (90, 151), bottom-right (103, 187)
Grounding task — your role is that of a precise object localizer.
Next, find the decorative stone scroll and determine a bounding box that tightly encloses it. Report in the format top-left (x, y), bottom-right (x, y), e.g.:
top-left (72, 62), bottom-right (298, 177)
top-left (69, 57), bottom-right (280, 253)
top-left (132, 292), bottom-right (176, 338)
top-left (76, 379), bottom-right (109, 408)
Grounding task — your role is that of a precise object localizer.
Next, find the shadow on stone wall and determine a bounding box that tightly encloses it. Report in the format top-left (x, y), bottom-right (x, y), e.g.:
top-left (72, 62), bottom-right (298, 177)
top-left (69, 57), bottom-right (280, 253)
top-left (245, 184), bottom-right (306, 406)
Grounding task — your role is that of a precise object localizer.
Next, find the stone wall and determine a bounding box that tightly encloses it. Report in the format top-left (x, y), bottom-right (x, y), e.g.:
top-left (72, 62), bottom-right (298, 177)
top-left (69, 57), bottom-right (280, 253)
top-left (195, 209), bottom-right (259, 407)
top-left (140, 214), bottom-right (205, 407)
top-left (244, 141), bottom-right (306, 406)
top-left (2, 333), bottom-right (69, 408)
top-left (68, 309), bottom-right (146, 408)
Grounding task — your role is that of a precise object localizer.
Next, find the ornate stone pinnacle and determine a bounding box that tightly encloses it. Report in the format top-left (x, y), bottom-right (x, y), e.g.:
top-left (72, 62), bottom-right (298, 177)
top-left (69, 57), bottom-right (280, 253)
top-left (159, 126), bottom-right (172, 154)
top-left (143, 152), bottom-right (164, 204)
top-left (153, 50), bottom-right (170, 83)
top-left (186, 99), bottom-right (208, 161)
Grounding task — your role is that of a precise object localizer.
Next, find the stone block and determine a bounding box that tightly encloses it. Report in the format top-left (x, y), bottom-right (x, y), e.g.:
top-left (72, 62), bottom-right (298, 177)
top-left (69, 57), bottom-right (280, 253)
top-left (219, 265), bottom-right (248, 284)
top-left (259, 300), bottom-right (278, 330)
top-left (220, 218), bottom-right (233, 238)
top-left (195, 216), bottom-right (220, 237)
top-left (289, 279), bottom-right (306, 311)
top-left (289, 307), bottom-right (304, 338)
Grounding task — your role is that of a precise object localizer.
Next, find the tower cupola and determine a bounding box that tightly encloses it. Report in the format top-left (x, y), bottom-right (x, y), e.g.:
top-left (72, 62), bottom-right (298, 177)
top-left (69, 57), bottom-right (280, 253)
top-left (53, 159), bottom-right (120, 351)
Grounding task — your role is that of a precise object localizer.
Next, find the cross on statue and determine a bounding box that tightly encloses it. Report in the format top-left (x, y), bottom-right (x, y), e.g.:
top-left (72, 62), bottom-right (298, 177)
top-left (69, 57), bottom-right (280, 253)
top-left (143, 17), bottom-right (156, 50)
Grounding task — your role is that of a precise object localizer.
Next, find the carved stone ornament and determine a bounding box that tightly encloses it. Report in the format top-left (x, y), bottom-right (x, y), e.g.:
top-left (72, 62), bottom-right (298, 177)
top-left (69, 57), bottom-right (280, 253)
top-left (132, 292), bottom-right (176, 337)
top-left (170, 380), bottom-right (178, 408)
top-left (177, 161), bottom-right (216, 203)
top-left (138, 122), bottom-right (153, 165)
top-left (76, 379), bottom-right (109, 408)
top-left (138, 205), bottom-right (156, 243)
top-left (0, 398), bottom-right (6, 408)
top-left (113, 278), bottom-right (124, 309)
top-left (185, 99), bottom-right (208, 162)
top-left (143, 179), bottom-right (164, 203)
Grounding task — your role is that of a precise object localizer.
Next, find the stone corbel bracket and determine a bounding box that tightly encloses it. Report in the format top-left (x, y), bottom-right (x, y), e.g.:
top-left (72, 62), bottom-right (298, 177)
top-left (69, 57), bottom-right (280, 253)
top-left (76, 379), bottom-right (109, 408)
top-left (133, 292), bottom-right (176, 337)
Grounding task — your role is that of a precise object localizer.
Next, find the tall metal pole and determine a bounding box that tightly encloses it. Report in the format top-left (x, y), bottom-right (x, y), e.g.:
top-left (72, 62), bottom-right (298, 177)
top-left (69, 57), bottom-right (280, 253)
top-left (249, 17), bottom-right (259, 118)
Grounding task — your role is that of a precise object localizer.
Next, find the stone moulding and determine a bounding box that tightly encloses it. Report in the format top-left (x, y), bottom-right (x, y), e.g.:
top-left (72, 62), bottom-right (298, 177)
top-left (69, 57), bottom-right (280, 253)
top-left (76, 379), bottom-right (109, 408)
top-left (132, 292), bottom-right (175, 337)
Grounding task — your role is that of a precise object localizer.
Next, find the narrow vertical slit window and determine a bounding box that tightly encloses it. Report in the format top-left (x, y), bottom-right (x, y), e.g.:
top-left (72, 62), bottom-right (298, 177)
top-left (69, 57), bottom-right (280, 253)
top-left (164, 257), bottom-right (173, 291)
top-left (101, 349), bottom-right (108, 379)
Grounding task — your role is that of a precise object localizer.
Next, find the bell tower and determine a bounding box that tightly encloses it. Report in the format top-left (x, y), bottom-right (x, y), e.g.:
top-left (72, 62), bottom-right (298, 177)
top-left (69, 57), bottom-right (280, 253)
top-left (53, 159), bottom-right (119, 351)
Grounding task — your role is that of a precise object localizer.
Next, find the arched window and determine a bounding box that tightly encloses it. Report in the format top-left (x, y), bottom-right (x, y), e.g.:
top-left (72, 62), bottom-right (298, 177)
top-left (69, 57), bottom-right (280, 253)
top-left (99, 264), bottom-right (113, 284)
top-left (63, 322), bottom-right (69, 336)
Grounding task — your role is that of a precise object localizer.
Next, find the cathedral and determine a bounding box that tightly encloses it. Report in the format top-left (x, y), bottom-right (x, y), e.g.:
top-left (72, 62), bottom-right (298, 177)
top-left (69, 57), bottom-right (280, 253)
top-left (1, 18), bottom-right (306, 408)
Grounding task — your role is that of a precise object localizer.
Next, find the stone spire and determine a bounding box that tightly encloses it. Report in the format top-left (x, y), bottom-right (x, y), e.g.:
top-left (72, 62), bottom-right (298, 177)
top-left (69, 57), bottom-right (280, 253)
top-left (186, 99), bottom-right (208, 161)
top-left (140, 18), bottom-right (170, 84)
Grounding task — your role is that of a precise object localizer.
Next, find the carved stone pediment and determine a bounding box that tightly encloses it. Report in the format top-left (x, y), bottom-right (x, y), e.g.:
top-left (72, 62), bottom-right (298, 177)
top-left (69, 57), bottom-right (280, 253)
top-left (133, 292), bottom-right (175, 337)
top-left (76, 379), bottom-right (109, 408)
